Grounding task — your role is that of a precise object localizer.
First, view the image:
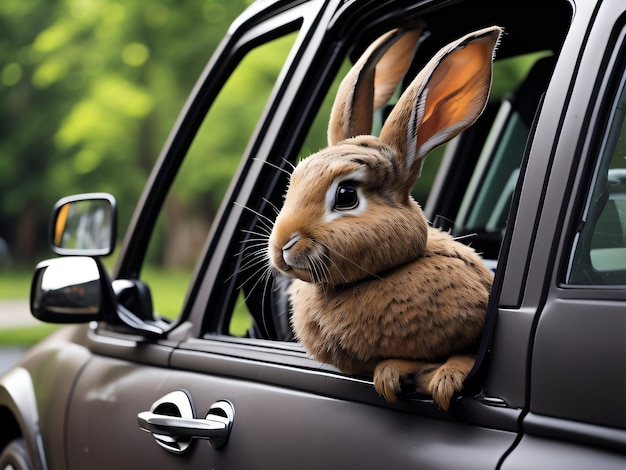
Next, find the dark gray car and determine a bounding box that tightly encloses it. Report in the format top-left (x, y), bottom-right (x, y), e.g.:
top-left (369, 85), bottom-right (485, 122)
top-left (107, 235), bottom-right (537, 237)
top-left (1, 0), bottom-right (625, 468)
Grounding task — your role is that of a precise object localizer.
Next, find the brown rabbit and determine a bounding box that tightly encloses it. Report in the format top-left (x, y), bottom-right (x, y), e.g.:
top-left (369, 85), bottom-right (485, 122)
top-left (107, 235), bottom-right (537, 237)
top-left (268, 24), bottom-right (501, 410)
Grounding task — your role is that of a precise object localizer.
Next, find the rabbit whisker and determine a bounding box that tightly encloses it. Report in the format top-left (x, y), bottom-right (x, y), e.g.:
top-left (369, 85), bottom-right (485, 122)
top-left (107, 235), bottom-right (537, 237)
top-left (235, 255), bottom-right (273, 292)
top-left (317, 252), bottom-right (331, 285)
top-left (236, 239), bottom-right (270, 257)
top-left (232, 262), bottom-right (275, 337)
top-left (452, 232), bottom-right (477, 242)
top-left (226, 235), bottom-right (270, 284)
top-left (318, 250), bottom-right (353, 286)
top-left (281, 157), bottom-right (296, 172)
top-left (259, 269), bottom-right (276, 337)
top-left (323, 243), bottom-right (383, 281)
top-left (235, 251), bottom-right (270, 278)
top-left (233, 229), bottom-right (270, 262)
top-left (224, 250), bottom-right (265, 284)
top-left (234, 201), bottom-right (276, 233)
top-left (241, 226), bottom-right (272, 238)
top-left (262, 197), bottom-right (281, 217)
top-left (310, 251), bottom-right (332, 285)
top-left (253, 157), bottom-right (294, 178)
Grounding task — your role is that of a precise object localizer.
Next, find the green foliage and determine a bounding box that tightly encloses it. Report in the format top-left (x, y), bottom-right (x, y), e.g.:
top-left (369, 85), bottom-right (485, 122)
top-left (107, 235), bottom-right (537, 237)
top-left (173, 33), bottom-right (298, 211)
top-left (0, 268), bottom-right (31, 299)
top-left (0, 0), bottom-right (251, 263)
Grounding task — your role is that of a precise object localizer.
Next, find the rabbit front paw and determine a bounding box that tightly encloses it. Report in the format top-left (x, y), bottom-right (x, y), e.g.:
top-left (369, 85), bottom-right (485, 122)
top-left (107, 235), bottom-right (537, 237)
top-left (424, 355), bottom-right (476, 411)
top-left (373, 355), bottom-right (476, 411)
top-left (373, 361), bottom-right (402, 403)
top-left (426, 366), bottom-right (466, 411)
top-left (373, 359), bottom-right (432, 403)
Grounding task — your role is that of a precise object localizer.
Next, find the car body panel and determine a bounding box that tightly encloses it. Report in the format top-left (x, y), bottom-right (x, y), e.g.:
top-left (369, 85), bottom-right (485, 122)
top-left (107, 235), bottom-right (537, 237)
top-left (1, 325), bottom-right (93, 470)
top-left (65, 350), bottom-right (518, 469)
top-left (520, 0), bottom-right (626, 449)
top-left (0, 368), bottom-right (46, 470)
top-left (501, 434), bottom-right (626, 470)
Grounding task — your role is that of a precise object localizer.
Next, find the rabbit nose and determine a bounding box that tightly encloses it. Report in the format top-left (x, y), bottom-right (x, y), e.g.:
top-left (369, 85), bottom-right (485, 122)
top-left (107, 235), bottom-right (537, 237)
top-left (282, 233), bottom-right (301, 252)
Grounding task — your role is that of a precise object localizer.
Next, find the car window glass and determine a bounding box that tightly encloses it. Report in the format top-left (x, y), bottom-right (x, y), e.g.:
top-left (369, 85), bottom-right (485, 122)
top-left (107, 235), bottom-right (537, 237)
top-left (455, 53), bottom-right (553, 238)
top-left (142, 32), bottom-right (298, 320)
top-left (568, 68), bottom-right (626, 285)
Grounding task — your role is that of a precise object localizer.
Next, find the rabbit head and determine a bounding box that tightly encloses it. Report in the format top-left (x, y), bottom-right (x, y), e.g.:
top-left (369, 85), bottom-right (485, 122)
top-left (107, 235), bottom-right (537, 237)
top-left (269, 25), bottom-right (502, 287)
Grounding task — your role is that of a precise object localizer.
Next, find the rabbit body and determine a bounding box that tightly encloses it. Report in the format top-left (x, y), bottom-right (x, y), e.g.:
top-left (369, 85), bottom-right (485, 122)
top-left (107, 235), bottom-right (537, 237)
top-left (277, 137), bottom-right (493, 409)
top-left (269, 25), bottom-right (502, 410)
top-left (289, 225), bottom-right (492, 375)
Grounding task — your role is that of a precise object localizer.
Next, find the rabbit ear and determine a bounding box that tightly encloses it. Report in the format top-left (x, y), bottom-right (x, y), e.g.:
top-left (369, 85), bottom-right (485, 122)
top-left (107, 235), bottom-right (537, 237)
top-left (379, 26), bottom-right (503, 187)
top-left (328, 24), bottom-right (424, 145)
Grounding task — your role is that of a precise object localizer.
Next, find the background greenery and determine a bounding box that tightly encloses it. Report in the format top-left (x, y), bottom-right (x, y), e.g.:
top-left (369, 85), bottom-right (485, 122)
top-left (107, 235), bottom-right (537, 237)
top-left (0, 0), bottom-right (253, 267)
top-left (0, 0), bottom-right (255, 345)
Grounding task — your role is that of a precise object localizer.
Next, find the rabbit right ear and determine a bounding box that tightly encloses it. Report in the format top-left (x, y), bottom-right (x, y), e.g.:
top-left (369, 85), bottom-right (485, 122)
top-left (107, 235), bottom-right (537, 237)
top-left (328, 23), bottom-right (425, 145)
top-left (380, 26), bottom-right (503, 188)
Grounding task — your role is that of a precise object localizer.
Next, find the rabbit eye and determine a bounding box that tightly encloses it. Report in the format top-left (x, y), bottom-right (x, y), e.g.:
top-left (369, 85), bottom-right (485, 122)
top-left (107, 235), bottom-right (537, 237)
top-left (334, 182), bottom-right (359, 211)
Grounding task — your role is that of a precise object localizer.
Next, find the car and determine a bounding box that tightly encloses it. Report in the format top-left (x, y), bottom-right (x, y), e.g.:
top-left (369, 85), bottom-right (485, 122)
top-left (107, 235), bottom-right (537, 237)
top-left (2, 0), bottom-right (626, 468)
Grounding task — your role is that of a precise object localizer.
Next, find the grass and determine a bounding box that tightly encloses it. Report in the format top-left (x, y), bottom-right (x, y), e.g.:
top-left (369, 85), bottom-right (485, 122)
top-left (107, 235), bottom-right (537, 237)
top-left (0, 265), bottom-right (253, 346)
top-left (0, 324), bottom-right (62, 346)
top-left (0, 267), bottom-right (32, 299)
top-left (140, 265), bottom-right (195, 319)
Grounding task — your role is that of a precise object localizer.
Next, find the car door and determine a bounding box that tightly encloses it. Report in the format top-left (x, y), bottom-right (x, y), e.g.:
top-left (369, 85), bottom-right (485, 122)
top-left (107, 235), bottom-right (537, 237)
top-left (61, 1), bottom-right (575, 468)
top-left (501, 3), bottom-right (626, 467)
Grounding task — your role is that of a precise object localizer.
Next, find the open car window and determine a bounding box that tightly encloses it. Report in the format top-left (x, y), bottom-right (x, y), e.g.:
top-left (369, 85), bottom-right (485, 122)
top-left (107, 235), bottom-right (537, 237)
top-left (429, 53), bottom-right (555, 261)
top-left (220, 12), bottom-right (570, 341)
top-left (139, 29), bottom-right (300, 323)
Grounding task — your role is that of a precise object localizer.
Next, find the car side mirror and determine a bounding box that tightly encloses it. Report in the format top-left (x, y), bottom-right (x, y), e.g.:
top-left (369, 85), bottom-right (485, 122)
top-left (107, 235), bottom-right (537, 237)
top-left (31, 256), bottom-right (166, 337)
top-left (50, 193), bottom-right (117, 256)
top-left (31, 256), bottom-right (103, 323)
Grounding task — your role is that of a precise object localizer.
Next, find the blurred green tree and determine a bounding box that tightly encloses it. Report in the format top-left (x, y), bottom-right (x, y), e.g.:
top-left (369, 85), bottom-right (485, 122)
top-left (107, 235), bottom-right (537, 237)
top-left (0, 0), bottom-right (250, 265)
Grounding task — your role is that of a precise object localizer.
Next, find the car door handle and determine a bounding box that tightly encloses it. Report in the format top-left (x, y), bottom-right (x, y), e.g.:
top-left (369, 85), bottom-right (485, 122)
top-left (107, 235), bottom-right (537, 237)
top-left (137, 411), bottom-right (228, 439)
top-left (138, 391), bottom-right (234, 452)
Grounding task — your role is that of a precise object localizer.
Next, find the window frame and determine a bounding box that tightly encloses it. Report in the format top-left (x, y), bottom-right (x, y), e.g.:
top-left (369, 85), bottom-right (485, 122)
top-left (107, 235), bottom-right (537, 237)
top-left (563, 20), bottom-right (626, 289)
top-left (110, 1), bottom-right (328, 333)
top-left (190, 1), bottom-right (577, 342)
top-left (180, 1), bottom-right (335, 339)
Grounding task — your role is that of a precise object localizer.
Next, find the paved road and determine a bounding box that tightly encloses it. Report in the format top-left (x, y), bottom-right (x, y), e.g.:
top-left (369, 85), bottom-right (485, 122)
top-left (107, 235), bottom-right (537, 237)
top-left (0, 346), bottom-right (27, 375)
top-left (0, 299), bottom-right (40, 375)
top-left (0, 299), bottom-right (39, 328)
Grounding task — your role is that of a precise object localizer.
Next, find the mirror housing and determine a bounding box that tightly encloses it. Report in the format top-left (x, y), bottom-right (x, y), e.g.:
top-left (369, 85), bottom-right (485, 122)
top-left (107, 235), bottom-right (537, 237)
top-left (50, 193), bottom-right (117, 256)
top-left (31, 256), bottom-right (166, 337)
top-left (31, 256), bottom-right (103, 323)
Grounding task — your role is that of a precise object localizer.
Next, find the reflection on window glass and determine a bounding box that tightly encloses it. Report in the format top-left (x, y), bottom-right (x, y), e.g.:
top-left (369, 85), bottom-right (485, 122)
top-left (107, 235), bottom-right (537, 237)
top-left (457, 53), bottom-right (553, 235)
top-left (142, 33), bottom-right (298, 320)
top-left (568, 70), bottom-right (626, 285)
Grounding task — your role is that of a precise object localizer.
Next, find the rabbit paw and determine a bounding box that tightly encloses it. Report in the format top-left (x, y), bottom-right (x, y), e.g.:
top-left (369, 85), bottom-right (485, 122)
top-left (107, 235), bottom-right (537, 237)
top-left (423, 355), bottom-right (476, 411)
top-left (426, 366), bottom-right (466, 411)
top-left (373, 355), bottom-right (476, 411)
top-left (373, 359), bottom-right (431, 403)
top-left (373, 361), bottom-right (402, 403)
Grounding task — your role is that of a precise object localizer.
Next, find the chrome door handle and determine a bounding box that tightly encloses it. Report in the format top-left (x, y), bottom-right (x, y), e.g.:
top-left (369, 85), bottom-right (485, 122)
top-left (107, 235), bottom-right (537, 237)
top-left (137, 411), bottom-right (228, 439)
top-left (138, 390), bottom-right (234, 452)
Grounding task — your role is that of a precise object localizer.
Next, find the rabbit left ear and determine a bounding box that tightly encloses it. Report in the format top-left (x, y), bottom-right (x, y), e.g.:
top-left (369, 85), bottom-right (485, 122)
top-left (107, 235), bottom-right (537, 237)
top-left (380, 26), bottom-right (503, 186)
top-left (328, 24), bottom-right (425, 145)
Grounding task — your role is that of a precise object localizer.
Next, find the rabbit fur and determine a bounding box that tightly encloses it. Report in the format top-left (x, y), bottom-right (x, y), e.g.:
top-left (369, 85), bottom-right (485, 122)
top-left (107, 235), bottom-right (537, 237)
top-left (268, 24), bottom-right (502, 410)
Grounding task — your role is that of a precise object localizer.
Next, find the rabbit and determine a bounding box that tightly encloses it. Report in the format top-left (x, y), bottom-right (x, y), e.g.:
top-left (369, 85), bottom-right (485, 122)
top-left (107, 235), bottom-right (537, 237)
top-left (268, 24), bottom-right (502, 411)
